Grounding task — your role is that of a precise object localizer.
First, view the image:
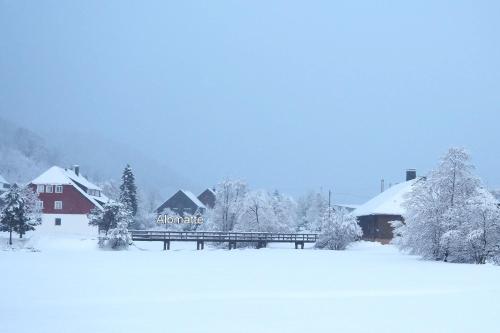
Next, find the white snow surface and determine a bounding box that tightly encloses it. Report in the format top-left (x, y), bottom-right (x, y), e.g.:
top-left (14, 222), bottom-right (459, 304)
top-left (353, 179), bottom-right (418, 217)
top-left (1, 233), bottom-right (500, 333)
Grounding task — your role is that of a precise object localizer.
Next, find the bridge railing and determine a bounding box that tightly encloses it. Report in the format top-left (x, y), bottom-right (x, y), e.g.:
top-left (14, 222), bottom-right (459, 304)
top-left (130, 230), bottom-right (319, 243)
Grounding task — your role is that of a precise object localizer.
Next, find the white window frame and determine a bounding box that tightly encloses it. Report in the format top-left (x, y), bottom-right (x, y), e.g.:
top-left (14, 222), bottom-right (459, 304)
top-left (55, 185), bottom-right (63, 193)
top-left (54, 201), bottom-right (63, 210)
top-left (36, 201), bottom-right (44, 209)
top-left (46, 185), bottom-right (53, 193)
top-left (37, 185), bottom-right (45, 193)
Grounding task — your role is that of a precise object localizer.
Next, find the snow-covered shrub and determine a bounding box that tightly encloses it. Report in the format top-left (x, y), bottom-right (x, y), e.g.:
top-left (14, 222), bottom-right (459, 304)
top-left (89, 202), bottom-right (132, 250)
top-left (106, 220), bottom-right (133, 250)
top-left (315, 207), bottom-right (362, 250)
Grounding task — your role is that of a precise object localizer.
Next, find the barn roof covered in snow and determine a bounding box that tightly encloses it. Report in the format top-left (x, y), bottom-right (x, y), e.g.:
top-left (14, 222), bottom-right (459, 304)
top-left (31, 166), bottom-right (109, 210)
top-left (353, 179), bottom-right (419, 217)
top-left (180, 190), bottom-right (206, 209)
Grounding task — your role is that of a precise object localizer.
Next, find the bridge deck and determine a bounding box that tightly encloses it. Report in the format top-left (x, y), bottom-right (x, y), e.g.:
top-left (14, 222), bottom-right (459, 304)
top-left (130, 230), bottom-right (318, 250)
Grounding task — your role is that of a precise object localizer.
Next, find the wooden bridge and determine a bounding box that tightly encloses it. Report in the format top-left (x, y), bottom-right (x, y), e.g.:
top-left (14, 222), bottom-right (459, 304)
top-left (130, 230), bottom-right (319, 250)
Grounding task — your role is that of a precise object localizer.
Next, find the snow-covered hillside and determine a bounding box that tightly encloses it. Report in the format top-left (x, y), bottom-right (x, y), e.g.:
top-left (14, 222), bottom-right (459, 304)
top-left (1, 236), bottom-right (499, 333)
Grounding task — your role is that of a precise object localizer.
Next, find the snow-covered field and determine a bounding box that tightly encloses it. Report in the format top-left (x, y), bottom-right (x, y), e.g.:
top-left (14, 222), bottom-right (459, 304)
top-left (1, 234), bottom-right (500, 333)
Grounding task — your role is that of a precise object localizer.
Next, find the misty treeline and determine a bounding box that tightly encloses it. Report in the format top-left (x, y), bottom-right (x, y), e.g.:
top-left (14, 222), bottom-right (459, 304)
top-left (151, 179), bottom-right (361, 250)
top-left (151, 180), bottom-right (343, 234)
top-left (0, 118), bottom-right (62, 183)
top-left (393, 148), bottom-right (500, 265)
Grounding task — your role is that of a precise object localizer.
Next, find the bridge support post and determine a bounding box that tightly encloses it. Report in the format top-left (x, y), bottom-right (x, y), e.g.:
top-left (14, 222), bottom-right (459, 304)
top-left (257, 241), bottom-right (267, 249)
top-left (295, 242), bottom-right (304, 249)
top-left (163, 241), bottom-right (170, 251)
top-left (197, 241), bottom-right (204, 250)
top-left (228, 241), bottom-right (236, 250)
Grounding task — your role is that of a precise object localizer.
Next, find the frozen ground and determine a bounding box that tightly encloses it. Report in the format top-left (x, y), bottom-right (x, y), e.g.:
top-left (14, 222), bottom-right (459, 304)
top-left (1, 233), bottom-right (500, 333)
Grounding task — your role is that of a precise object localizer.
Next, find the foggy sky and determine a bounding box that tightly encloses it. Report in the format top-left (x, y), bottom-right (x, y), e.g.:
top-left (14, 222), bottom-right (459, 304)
top-left (1, 1), bottom-right (499, 203)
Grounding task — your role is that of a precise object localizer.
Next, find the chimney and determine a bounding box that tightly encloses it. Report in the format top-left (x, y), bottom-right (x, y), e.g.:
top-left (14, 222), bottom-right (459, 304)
top-left (406, 169), bottom-right (416, 181)
top-left (74, 165), bottom-right (80, 176)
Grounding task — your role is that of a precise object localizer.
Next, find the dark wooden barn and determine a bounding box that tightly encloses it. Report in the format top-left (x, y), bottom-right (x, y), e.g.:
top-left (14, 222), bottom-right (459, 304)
top-left (354, 170), bottom-right (419, 243)
top-left (197, 188), bottom-right (216, 209)
top-left (156, 190), bottom-right (207, 216)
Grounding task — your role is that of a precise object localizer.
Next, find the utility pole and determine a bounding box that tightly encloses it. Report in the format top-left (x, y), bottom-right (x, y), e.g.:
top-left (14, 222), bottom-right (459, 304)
top-left (328, 189), bottom-right (332, 218)
top-left (381, 179), bottom-right (385, 193)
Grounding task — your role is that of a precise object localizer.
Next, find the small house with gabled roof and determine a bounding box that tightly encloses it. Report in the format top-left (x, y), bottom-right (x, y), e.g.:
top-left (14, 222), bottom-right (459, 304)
top-left (156, 190), bottom-right (206, 216)
top-left (197, 188), bottom-right (216, 209)
top-left (353, 170), bottom-right (420, 243)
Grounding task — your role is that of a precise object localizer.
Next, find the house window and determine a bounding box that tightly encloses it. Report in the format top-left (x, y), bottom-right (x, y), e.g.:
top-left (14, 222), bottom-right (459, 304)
top-left (36, 201), bottom-right (44, 209)
top-left (46, 185), bottom-right (53, 193)
top-left (37, 185), bottom-right (45, 193)
top-left (54, 201), bottom-right (63, 210)
top-left (55, 185), bottom-right (63, 193)
top-left (55, 218), bottom-right (61, 226)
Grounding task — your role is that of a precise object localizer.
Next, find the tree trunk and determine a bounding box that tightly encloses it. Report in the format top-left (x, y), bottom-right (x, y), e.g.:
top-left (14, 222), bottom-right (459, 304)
top-left (9, 229), bottom-right (12, 245)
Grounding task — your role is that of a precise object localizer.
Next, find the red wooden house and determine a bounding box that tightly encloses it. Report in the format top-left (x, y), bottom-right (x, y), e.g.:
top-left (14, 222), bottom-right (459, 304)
top-left (29, 165), bottom-right (109, 234)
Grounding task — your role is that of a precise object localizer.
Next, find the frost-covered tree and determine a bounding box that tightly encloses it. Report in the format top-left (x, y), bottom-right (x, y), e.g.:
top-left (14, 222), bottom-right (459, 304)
top-left (270, 190), bottom-right (297, 232)
top-left (315, 206), bottom-right (362, 250)
top-left (296, 191), bottom-right (328, 232)
top-left (89, 202), bottom-right (133, 249)
top-left (236, 190), bottom-right (280, 232)
top-left (392, 148), bottom-right (493, 263)
top-left (119, 164), bottom-right (138, 218)
top-left (212, 179), bottom-right (247, 231)
top-left (452, 192), bottom-right (500, 264)
top-left (0, 184), bottom-right (41, 245)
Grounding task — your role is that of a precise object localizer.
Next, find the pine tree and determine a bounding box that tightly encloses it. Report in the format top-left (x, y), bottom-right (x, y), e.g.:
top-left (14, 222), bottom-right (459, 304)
top-left (0, 184), bottom-right (41, 245)
top-left (119, 164), bottom-right (138, 224)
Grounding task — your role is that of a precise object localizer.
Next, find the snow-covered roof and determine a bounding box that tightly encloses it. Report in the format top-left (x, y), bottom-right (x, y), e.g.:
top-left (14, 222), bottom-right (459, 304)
top-left (0, 174), bottom-right (8, 184)
top-left (353, 179), bottom-right (419, 217)
top-left (31, 166), bottom-right (109, 210)
top-left (181, 190), bottom-right (206, 209)
top-left (31, 166), bottom-right (99, 190)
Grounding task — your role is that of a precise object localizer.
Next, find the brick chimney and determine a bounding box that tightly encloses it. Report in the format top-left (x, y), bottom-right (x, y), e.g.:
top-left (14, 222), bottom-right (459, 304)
top-left (406, 169), bottom-right (416, 181)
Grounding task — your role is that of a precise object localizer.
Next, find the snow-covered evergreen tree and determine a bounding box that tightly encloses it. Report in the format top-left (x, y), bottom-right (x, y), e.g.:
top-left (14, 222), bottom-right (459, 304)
top-left (0, 184), bottom-right (41, 245)
top-left (119, 164), bottom-right (138, 219)
top-left (315, 206), bottom-right (362, 250)
top-left (88, 201), bottom-right (133, 249)
top-left (392, 148), bottom-right (498, 263)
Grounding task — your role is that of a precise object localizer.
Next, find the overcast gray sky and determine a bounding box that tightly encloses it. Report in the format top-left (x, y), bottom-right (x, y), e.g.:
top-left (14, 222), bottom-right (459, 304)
top-left (1, 1), bottom-right (499, 203)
